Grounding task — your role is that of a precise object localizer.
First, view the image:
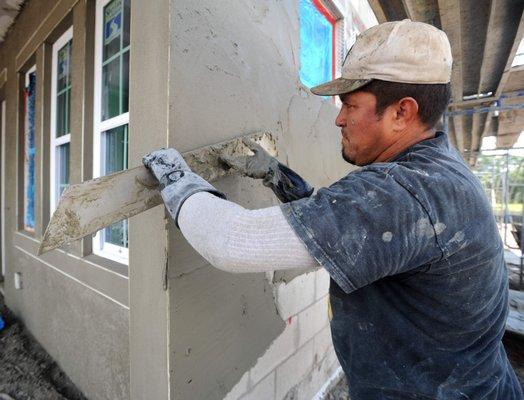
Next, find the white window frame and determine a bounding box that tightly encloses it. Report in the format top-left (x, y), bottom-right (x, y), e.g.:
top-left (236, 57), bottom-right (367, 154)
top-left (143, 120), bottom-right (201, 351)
top-left (93, 0), bottom-right (129, 264)
top-left (50, 27), bottom-right (73, 213)
top-left (23, 65), bottom-right (36, 232)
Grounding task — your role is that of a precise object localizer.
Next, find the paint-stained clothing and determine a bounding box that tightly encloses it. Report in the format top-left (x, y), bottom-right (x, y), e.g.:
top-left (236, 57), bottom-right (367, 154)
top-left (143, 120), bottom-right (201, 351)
top-left (281, 132), bottom-right (523, 399)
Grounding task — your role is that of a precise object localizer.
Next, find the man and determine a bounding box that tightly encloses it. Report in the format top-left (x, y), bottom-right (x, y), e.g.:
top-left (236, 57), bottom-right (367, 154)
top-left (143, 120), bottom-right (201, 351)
top-left (143, 20), bottom-right (523, 399)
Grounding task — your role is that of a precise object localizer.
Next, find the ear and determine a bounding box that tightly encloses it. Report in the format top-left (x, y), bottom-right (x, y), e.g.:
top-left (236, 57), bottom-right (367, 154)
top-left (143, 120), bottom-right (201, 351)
top-left (392, 97), bottom-right (419, 130)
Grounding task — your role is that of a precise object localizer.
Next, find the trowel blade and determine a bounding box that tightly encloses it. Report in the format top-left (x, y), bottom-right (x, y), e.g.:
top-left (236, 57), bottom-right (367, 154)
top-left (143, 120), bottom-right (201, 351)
top-left (38, 132), bottom-right (276, 255)
top-left (38, 165), bottom-right (162, 255)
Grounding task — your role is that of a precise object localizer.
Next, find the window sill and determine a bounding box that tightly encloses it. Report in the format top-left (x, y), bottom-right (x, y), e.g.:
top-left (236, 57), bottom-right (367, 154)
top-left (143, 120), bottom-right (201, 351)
top-left (84, 253), bottom-right (128, 278)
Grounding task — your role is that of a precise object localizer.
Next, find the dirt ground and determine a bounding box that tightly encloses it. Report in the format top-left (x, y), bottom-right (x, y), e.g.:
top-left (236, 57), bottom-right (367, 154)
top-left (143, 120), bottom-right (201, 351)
top-left (1, 290), bottom-right (523, 400)
top-left (326, 333), bottom-right (524, 399)
top-left (0, 293), bottom-right (86, 400)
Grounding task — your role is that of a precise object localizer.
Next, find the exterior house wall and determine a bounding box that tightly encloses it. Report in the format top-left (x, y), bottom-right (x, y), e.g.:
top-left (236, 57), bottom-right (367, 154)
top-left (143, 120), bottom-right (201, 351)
top-left (166, 1), bottom-right (369, 399)
top-left (0, 1), bottom-right (130, 399)
top-left (0, 0), bottom-right (377, 399)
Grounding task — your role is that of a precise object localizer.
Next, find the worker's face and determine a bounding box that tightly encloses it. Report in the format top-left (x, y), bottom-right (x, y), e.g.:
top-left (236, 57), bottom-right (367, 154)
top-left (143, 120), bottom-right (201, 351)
top-left (335, 91), bottom-right (390, 166)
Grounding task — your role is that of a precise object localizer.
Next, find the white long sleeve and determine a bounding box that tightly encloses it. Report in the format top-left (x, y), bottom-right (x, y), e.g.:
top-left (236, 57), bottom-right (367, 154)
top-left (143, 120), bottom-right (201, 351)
top-left (177, 192), bottom-right (320, 273)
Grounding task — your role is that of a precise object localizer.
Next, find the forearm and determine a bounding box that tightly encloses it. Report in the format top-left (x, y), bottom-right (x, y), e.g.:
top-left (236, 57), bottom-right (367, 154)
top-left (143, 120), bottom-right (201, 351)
top-left (177, 192), bottom-right (319, 273)
top-left (264, 162), bottom-right (314, 203)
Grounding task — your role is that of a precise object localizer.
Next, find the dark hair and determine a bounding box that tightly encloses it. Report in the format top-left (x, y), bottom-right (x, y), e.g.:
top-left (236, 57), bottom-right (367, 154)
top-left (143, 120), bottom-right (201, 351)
top-left (357, 79), bottom-right (451, 128)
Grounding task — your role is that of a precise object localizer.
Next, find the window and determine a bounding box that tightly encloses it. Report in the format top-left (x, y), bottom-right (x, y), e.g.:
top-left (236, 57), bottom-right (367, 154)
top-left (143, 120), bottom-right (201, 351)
top-left (23, 65), bottom-right (37, 232)
top-left (50, 27), bottom-right (73, 212)
top-left (299, 0), bottom-right (338, 89)
top-left (93, 0), bottom-right (130, 263)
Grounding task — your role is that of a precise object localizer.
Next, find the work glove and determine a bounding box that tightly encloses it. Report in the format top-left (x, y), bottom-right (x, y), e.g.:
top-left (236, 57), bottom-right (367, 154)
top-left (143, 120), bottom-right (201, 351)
top-left (220, 138), bottom-right (314, 203)
top-left (143, 148), bottom-right (225, 226)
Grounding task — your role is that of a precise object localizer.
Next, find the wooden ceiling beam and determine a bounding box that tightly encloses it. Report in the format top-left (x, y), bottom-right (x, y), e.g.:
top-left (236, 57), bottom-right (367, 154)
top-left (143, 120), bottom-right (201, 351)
top-left (438, 0), bottom-right (464, 151)
top-left (478, 8), bottom-right (524, 154)
top-left (470, 0), bottom-right (498, 157)
top-left (495, 10), bottom-right (524, 98)
top-left (367, 0), bottom-right (388, 23)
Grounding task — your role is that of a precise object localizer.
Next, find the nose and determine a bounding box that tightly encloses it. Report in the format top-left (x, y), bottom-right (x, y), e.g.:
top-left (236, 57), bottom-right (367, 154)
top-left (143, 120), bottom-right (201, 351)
top-left (335, 108), bottom-right (346, 128)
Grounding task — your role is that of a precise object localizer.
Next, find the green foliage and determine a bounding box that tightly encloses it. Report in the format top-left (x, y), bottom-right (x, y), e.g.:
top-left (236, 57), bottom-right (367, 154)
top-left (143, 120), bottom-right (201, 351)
top-left (473, 154), bottom-right (524, 212)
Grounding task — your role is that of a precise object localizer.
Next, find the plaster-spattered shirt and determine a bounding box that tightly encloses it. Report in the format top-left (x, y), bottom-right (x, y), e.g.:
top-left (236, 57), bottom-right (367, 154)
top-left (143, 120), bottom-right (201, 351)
top-left (281, 132), bottom-right (523, 400)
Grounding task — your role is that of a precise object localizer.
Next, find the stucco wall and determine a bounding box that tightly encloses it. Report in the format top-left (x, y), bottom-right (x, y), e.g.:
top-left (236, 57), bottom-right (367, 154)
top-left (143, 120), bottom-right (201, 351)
top-left (0, 0), bottom-right (377, 398)
top-left (0, 1), bottom-right (130, 399)
top-left (168, 1), bottom-right (353, 399)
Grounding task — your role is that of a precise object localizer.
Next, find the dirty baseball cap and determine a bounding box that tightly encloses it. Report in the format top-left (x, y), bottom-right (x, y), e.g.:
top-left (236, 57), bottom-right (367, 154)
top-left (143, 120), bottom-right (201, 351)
top-left (311, 19), bottom-right (452, 96)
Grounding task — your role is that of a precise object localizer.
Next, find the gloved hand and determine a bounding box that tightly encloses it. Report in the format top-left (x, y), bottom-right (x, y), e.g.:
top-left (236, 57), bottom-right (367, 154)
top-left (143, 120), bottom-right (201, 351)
top-left (220, 138), bottom-right (314, 203)
top-left (143, 148), bottom-right (225, 226)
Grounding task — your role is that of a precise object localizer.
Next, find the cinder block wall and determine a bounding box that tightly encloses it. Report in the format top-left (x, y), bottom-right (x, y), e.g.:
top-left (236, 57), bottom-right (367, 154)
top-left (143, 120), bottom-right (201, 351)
top-left (167, 1), bottom-right (353, 399)
top-left (223, 270), bottom-right (340, 400)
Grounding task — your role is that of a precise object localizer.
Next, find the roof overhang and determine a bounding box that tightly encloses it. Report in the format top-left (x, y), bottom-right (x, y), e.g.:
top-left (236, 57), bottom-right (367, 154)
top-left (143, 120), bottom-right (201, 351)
top-left (369, 0), bottom-right (524, 164)
top-left (0, 0), bottom-right (25, 43)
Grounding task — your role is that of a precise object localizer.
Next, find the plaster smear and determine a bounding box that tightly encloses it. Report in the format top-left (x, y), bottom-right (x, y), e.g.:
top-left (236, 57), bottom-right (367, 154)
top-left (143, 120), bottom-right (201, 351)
top-left (39, 133), bottom-right (275, 255)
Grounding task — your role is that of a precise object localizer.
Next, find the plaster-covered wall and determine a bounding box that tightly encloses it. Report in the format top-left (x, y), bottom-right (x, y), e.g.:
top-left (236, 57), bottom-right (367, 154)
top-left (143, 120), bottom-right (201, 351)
top-left (9, 241), bottom-right (129, 399)
top-left (168, 1), bottom-right (354, 399)
top-left (0, 1), bottom-right (130, 399)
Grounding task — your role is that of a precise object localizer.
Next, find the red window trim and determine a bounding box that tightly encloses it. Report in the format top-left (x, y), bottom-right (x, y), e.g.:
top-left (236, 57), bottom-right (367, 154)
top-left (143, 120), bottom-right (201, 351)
top-left (312, 0), bottom-right (337, 78)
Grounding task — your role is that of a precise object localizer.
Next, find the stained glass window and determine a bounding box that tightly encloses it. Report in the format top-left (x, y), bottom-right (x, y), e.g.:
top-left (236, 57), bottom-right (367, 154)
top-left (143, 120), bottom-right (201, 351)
top-left (299, 0), bottom-right (336, 89)
top-left (24, 69), bottom-right (36, 231)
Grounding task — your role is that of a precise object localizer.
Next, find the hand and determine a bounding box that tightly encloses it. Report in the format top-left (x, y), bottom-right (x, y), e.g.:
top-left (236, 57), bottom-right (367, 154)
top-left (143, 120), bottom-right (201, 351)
top-left (143, 147), bottom-right (225, 226)
top-left (221, 138), bottom-right (314, 203)
top-left (143, 148), bottom-right (190, 190)
top-left (220, 138), bottom-right (278, 179)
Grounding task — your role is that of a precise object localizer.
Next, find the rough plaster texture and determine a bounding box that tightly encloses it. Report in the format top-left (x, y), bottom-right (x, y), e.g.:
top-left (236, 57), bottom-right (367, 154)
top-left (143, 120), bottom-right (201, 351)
top-left (168, 0), bottom-right (351, 398)
top-left (0, 0), bottom-right (361, 398)
top-left (9, 247), bottom-right (130, 399)
top-left (0, 1), bottom-right (130, 399)
top-left (127, 1), bottom-right (171, 398)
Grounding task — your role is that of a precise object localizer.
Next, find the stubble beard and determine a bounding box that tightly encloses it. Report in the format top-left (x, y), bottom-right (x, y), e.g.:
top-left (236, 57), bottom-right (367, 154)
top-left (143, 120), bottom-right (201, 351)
top-left (341, 147), bottom-right (356, 165)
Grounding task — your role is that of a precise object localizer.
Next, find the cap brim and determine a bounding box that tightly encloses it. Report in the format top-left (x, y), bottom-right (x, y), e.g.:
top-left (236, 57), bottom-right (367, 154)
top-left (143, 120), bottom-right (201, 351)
top-left (310, 78), bottom-right (372, 96)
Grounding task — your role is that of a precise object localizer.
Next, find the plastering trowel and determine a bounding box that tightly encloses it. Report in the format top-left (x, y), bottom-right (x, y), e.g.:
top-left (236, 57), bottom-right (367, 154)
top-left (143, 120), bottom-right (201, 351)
top-left (38, 132), bottom-right (276, 255)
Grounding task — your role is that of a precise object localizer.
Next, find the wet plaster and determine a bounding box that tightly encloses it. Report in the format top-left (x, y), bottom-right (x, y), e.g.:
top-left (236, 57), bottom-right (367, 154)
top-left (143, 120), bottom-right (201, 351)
top-left (39, 132), bottom-right (276, 254)
top-left (171, 262), bottom-right (285, 400)
top-left (167, 0), bottom-right (356, 398)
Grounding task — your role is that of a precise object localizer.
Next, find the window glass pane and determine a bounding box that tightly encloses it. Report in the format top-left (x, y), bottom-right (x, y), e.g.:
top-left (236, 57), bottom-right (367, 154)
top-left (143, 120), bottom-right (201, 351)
top-left (56, 93), bottom-right (67, 137)
top-left (57, 143), bottom-right (70, 197)
top-left (25, 71), bottom-right (36, 230)
top-left (103, 0), bottom-right (123, 61)
top-left (102, 124), bottom-right (128, 248)
top-left (103, 124), bottom-right (128, 174)
top-left (299, 0), bottom-right (333, 88)
top-left (122, 50), bottom-right (129, 114)
top-left (102, 57), bottom-right (120, 120)
top-left (57, 41), bottom-right (71, 92)
top-left (123, 0), bottom-right (130, 48)
top-left (65, 90), bottom-right (71, 134)
top-left (105, 220), bottom-right (128, 247)
top-left (56, 39), bottom-right (72, 137)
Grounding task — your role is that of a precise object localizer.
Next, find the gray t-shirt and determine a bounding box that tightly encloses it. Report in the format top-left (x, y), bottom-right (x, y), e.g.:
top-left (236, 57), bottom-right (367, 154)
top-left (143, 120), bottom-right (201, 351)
top-left (281, 132), bottom-right (523, 399)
